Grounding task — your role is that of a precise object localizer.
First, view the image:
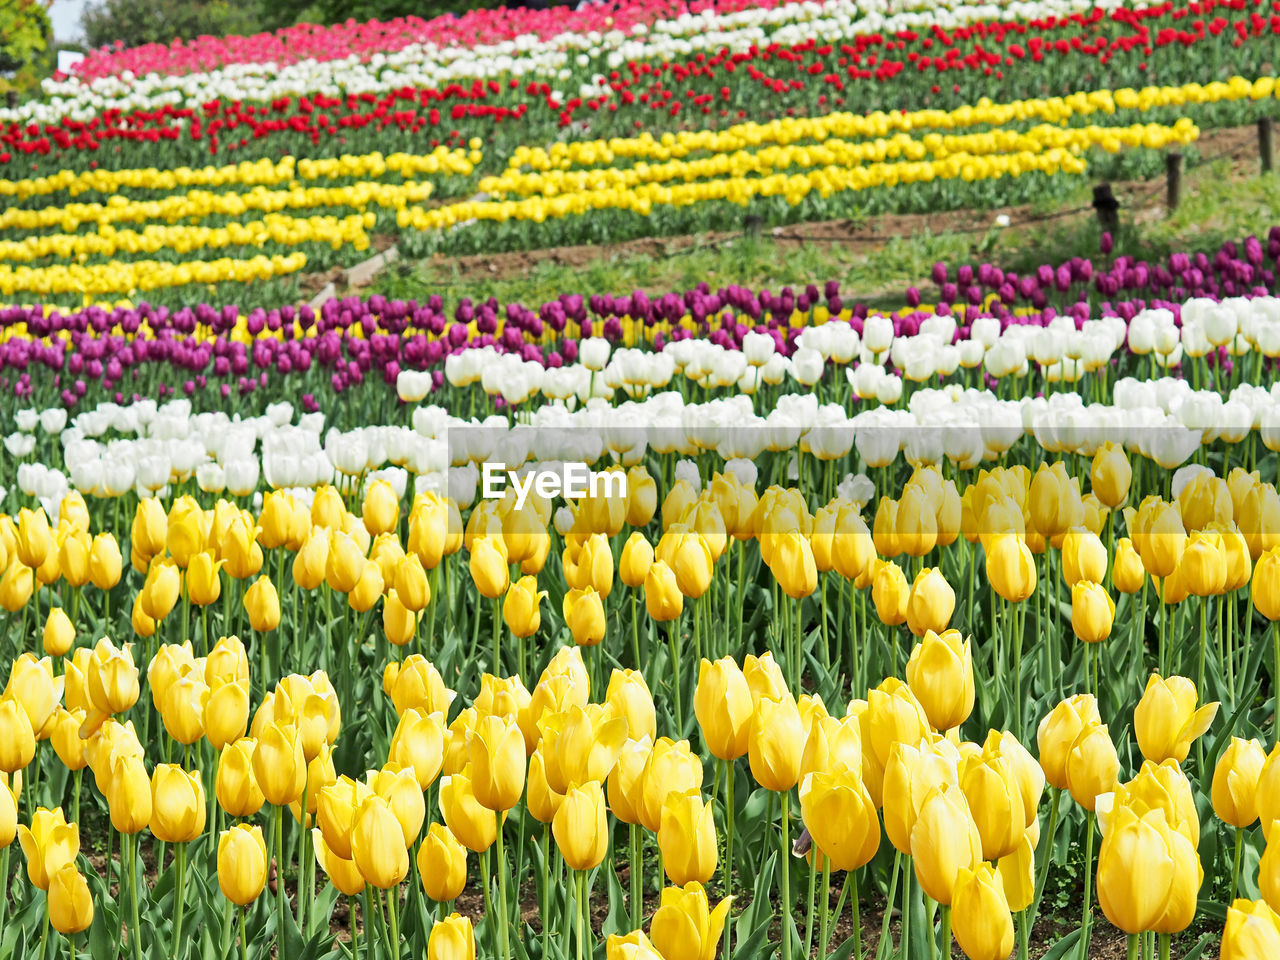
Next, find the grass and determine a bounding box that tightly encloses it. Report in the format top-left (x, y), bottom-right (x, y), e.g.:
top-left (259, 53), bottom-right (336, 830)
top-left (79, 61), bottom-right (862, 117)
top-left (369, 157), bottom-right (1280, 309)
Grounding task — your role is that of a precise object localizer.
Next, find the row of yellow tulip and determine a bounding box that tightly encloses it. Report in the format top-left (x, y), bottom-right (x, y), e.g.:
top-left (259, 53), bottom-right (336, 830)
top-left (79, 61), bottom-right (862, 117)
top-left (0, 180), bottom-right (433, 234)
top-left (479, 121), bottom-right (1199, 199)
top-left (0, 252), bottom-right (308, 296)
top-left (506, 75), bottom-right (1275, 172)
top-left (399, 148), bottom-right (1088, 230)
top-left (0, 212), bottom-right (375, 264)
top-left (0, 145), bottom-right (480, 201)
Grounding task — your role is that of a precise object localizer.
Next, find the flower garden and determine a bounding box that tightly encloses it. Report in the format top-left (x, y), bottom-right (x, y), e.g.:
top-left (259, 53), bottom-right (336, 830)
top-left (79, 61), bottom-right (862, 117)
top-left (2, 1), bottom-right (1280, 959)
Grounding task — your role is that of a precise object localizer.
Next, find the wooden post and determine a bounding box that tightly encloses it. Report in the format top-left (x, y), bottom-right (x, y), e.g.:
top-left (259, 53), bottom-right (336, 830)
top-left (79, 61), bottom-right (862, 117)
top-left (1166, 152), bottom-right (1183, 212)
top-left (1092, 184), bottom-right (1120, 236)
top-left (1261, 118), bottom-right (1274, 174)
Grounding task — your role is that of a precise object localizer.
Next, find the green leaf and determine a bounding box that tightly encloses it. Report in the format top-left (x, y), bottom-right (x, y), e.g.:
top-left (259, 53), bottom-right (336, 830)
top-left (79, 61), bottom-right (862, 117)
top-left (1037, 928), bottom-right (1083, 960)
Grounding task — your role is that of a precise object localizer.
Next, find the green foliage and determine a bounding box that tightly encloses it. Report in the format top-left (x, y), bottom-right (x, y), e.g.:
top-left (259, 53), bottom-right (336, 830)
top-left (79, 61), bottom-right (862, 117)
top-left (80, 0), bottom-right (262, 50)
top-left (256, 0), bottom-right (499, 34)
top-left (0, 0), bottom-right (52, 89)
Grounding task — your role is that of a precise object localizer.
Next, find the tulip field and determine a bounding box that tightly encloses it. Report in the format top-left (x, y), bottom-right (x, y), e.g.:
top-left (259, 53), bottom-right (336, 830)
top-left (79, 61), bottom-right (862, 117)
top-left (7, 1), bottom-right (1280, 960)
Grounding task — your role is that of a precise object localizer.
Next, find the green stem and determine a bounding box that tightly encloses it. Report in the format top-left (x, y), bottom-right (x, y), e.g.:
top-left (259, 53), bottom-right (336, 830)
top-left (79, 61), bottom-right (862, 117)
top-left (238, 908), bottom-right (249, 960)
top-left (724, 759), bottom-right (735, 960)
top-left (1158, 932), bottom-right (1170, 960)
top-left (350, 895), bottom-right (360, 960)
top-left (1273, 620), bottom-right (1280, 747)
top-left (172, 843), bottom-right (187, 959)
top-left (939, 905), bottom-right (951, 960)
top-left (877, 851), bottom-right (902, 960)
top-left (1078, 813), bottom-right (1095, 960)
top-left (127, 832), bottom-right (143, 960)
top-left (630, 824), bottom-right (642, 931)
top-left (818, 857), bottom-right (832, 960)
top-left (804, 840), bottom-right (817, 959)
top-left (1127, 933), bottom-right (1139, 960)
top-left (850, 868), bottom-right (861, 960)
top-left (385, 887), bottom-right (400, 960)
top-left (780, 791), bottom-right (792, 960)
top-left (40, 906), bottom-right (49, 960)
top-left (1230, 825), bottom-right (1243, 905)
top-left (668, 619), bottom-right (684, 734)
top-left (576, 870), bottom-right (587, 960)
top-left (496, 816), bottom-right (510, 960)
top-left (491, 596), bottom-right (501, 674)
top-left (1018, 909), bottom-right (1030, 960)
top-left (275, 804), bottom-right (286, 953)
top-left (1030, 788), bottom-right (1060, 927)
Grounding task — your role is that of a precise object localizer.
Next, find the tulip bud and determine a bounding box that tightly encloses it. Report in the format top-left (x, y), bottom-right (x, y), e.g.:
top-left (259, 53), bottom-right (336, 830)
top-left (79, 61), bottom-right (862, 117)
top-left (187, 551), bottom-right (224, 606)
top-left (16, 508), bottom-right (52, 569)
top-left (42, 608), bottom-right (74, 658)
top-left (418, 823), bottom-right (468, 902)
top-left (1091, 442), bottom-right (1131, 508)
top-left (382, 590), bottom-right (418, 647)
top-left (748, 695), bottom-right (803, 793)
top-left (997, 834), bottom-right (1037, 913)
top-left (1113, 538), bottom-right (1146, 594)
top-left (367, 765), bottom-right (425, 848)
top-left (88, 533), bottom-right (122, 591)
top-left (563, 587), bottom-right (606, 647)
top-left (1097, 802), bottom-right (1201, 933)
top-left (658, 789), bottom-right (717, 886)
top-left (1062, 528), bottom-right (1107, 587)
top-left (390, 709), bottom-right (445, 791)
top-left (218, 824), bottom-right (268, 905)
top-left (644, 560), bottom-right (683, 621)
top-left (905, 629), bottom-right (974, 732)
top-left (439, 772), bottom-right (497, 853)
top-left (554, 779), bottom-right (610, 872)
top-left (1253, 546), bottom-right (1280, 621)
top-left (503, 576), bottom-right (545, 639)
top-left (244, 576), bottom-right (281, 632)
top-left (1212, 737), bottom-right (1267, 828)
top-left (984, 533), bottom-right (1036, 603)
top-left (798, 768), bottom-right (880, 871)
top-left (362, 479), bottom-right (400, 537)
top-left (57, 530), bottom-right (90, 588)
top-left (638, 738), bottom-right (704, 833)
top-left (910, 783), bottom-right (982, 907)
top-left (151, 764), bottom-right (206, 844)
top-left (620, 533), bottom-right (653, 588)
top-left (217, 739), bottom-right (265, 819)
top-left (350, 795), bottom-right (410, 889)
top-left (468, 715), bottom-right (526, 812)
top-left (469, 537), bottom-right (509, 599)
top-left (1070, 581), bottom-right (1115, 643)
top-left (1036, 694), bottom-right (1101, 790)
top-left (253, 722), bottom-right (306, 807)
top-left (951, 863), bottom-right (1015, 960)
top-left (694, 657), bottom-right (753, 761)
top-left (606, 669), bottom-right (656, 744)
top-left (16, 807), bottom-right (79, 890)
top-left (1064, 723), bottom-right (1119, 812)
top-left (1221, 898), bottom-right (1280, 958)
top-left (626, 468), bottom-right (658, 528)
top-left (906, 567), bottom-right (954, 637)
top-left (872, 559), bottom-right (909, 626)
top-left (47, 863), bottom-right (93, 935)
top-left (107, 754), bottom-right (152, 834)
top-left (768, 532), bottom-right (817, 599)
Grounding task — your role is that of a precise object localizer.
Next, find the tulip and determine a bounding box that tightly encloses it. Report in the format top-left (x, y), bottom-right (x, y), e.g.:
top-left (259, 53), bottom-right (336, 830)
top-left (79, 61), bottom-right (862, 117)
top-left (390, 709), bottom-right (444, 791)
top-left (985, 532), bottom-right (1036, 603)
top-left (88, 533), bottom-right (123, 590)
top-left (1071, 581), bottom-right (1115, 643)
top-left (17, 807), bottom-right (79, 890)
top-left (660, 529), bottom-right (714, 599)
top-left (42, 607), bottom-right (74, 658)
top-left (548, 703), bottom-right (628, 791)
top-left (47, 863), bottom-right (93, 935)
top-left (910, 782), bottom-right (982, 906)
top-left (904, 629), bottom-right (974, 732)
top-left (0, 562), bottom-right (33, 613)
top-left (904, 566), bottom-right (954, 637)
top-left (639, 738), bottom-right (704, 833)
top-left (244, 575), bottom-right (281, 632)
top-left (859, 677), bottom-right (931, 806)
top-left (218, 824), bottom-right (269, 905)
top-left (1065, 723), bottom-right (1120, 812)
top-left (1221, 899), bottom-right (1280, 958)
top-left (50, 708), bottom-right (87, 772)
top-left (1134, 500), bottom-right (1186, 579)
top-left (882, 738), bottom-right (961, 854)
top-left (554, 778), bottom-right (610, 872)
top-left (187, 551), bottom-right (224, 606)
top-left (253, 722), bottom-right (306, 807)
top-left (502, 576), bottom-right (545, 639)
top-left (650, 882), bottom-right (731, 960)
top-left (468, 714), bottom-right (526, 812)
top-left (658, 789), bottom-right (717, 885)
top-left (748, 695), bottom-right (803, 793)
top-left (799, 714), bottom-right (862, 782)
top-left (107, 754), bottom-right (152, 834)
top-left (428, 914), bottom-right (477, 960)
top-left (606, 930), bottom-right (664, 960)
top-left (161, 675), bottom-right (209, 746)
top-left (1254, 545), bottom-right (1280, 620)
top-left (870, 558), bottom-right (909, 627)
top-left (620, 532), bottom-right (653, 588)
top-left (1134, 673), bottom-right (1219, 764)
top-left (1097, 802), bottom-right (1202, 933)
top-left (0, 697), bottom-right (36, 773)
top-left (418, 822), bottom-right (468, 902)
top-left (140, 558), bottom-right (181, 621)
top-left (385, 655), bottom-right (455, 718)
top-left (768, 531), bottom-right (817, 599)
top-left (552, 585), bottom-right (599, 646)
top-left (997, 833), bottom-right (1037, 913)
top-left (1113, 538), bottom-right (1146, 594)
top-left (1037, 694), bottom-right (1101, 790)
top-left (951, 863), bottom-right (1015, 960)
top-left (439, 772), bottom-right (498, 853)
top-left (470, 536), bottom-right (509, 599)
top-left (798, 768), bottom-right (880, 871)
top-left (694, 657), bottom-right (753, 761)
top-left (150, 764), bottom-right (205, 843)
top-left (205, 678), bottom-right (250, 751)
top-left (363, 479), bottom-right (400, 536)
top-left (644, 560), bottom-right (683, 621)
top-left (1090, 442), bottom-right (1132, 508)
top-left (1213, 737), bottom-right (1268, 829)
top-left (959, 739), bottom-right (1030, 862)
top-left (16, 507), bottom-right (52, 569)
top-left (606, 669), bottom-right (656, 743)
top-left (351, 793), bottom-right (411, 890)
top-left (1062, 528), bottom-right (1107, 587)
top-left (217, 739), bottom-right (265, 819)
top-left (313, 832), bottom-right (365, 897)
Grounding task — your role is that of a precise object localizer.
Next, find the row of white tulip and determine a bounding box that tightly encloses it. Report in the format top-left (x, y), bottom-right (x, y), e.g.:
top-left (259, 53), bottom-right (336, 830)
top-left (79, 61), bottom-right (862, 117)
top-left (5, 369), bottom-right (1280, 526)
top-left (6, 0), bottom-right (1121, 127)
top-left (398, 297), bottom-right (1280, 411)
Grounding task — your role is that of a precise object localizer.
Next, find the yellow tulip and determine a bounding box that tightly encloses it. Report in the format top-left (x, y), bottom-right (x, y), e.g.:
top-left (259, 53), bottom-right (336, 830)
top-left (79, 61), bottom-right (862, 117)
top-left (904, 629), bottom-right (974, 732)
top-left (1097, 802), bottom-right (1202, 933)
top-left (1062, 527), bottom-right (1107, 587)
top-left (150, 764), bottom-right (205, 844)
top-left (984, 533), bottom-right (1037, 603)
top-left (768, 532), bottom-right (817, 599)
top-left (16, 807), bottom-right (79, 889)
top-left (16, 507), bottom-right (52, 569)
top-left (872, 560), bottom-right (909, 626)
top-left (909, 783), bottom-right (982, 906)
top-left (798, 768), bottom-right (880, 871)
top-left (362, 479), bottom-right (400, 536)
top-left (951, 863), bottom-right (1015, 960)
top-left (605, 669), bottom-right (656, 744)
top-left (216, 738), bottom-right (265, 819)
top-left (1064, 722), bottom-right (1120, 812)
top-left (1070, 580), bottom-right (1115, 643)
top-left (657, 789), bottom-right (717, 885)
top-left (563, 586), bottom-right (606, 647)
top-left (650, 882), bottom-right (731, 960)
top-left (554, 778), bottom-right (609, 871)
top-left (244, 575), bottom-right (281, 632)
top-left (187, 551), bottom-right (224, 606)
top-left (350, 795), bottom-right (410, 889)
top-left (694, 657), bottom-right (753, 761)
top-left (252, 722), bottom-right (306, 807)
top-left (390, 709), bottom-right (445, 791)
top-left (626, 467), bottom-right (658, 528)
top-left (619, 532), bottom-right (653, 588)
top-left (748, 695), bottom-right (803, 793)
top-left (644, 560), bottom-right (683, 621)
top-left (218, 824), bottom-right (268, 905)
top-left (606, 737), bottom-right (650, 827)
top-left (88, 533), bottom-right (122, 590)
top-left (314, 831), bottom-right (366, 897)
top-left (1091, 442), bottom-right (1131, 508)
top-left (418, 823), bottom-right (468, 902)
top-left (882, 738), bottom-right (960, 855)
top-left (367, 765), bottom-right (425, 848)
top-left (428, 914), bottom-right (476, 960)
top-left (1221, 898), bottom-right (1280, 958)
top-left (1113, 538), bottom-right (1146, 594)
top-left (1253, 545), bottom-right (1280, 621)
top-left (47, 863), bottom-right (93, 934)
top-left (107, 753), bottom-right (152, 834)
top-left (469, 536), bottom-right (509, 599)
top-left (1212, 737), bottom-right (1267, 828)
top-left (1036, 694), bottom-right (1101, 790)
top-left (468, 714), bottom-right (526, 812)
top-left (439, 772), bottom-right (498, 853)
top-left (1134, 673), bottom-right (1219, 764)
top-left (997, 833), bottom-right (1037, 913)
top-left (638, 738), bottom-right (704, 833)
